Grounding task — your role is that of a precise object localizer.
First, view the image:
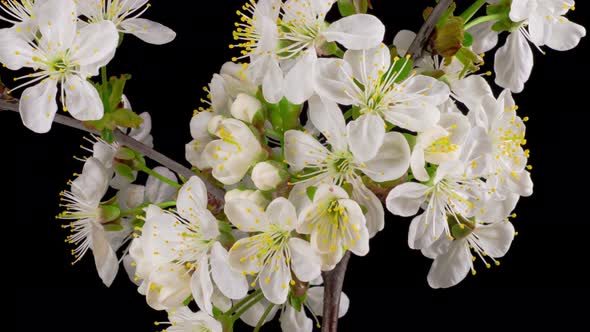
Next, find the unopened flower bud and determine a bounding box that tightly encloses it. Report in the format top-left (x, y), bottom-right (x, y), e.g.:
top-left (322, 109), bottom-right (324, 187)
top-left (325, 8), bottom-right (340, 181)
top-left (225, 188), bottom-right (270, 208)
top-left (251, 161), bottom-right (289, 191)
top-left (231, 93), bottom-right (263, 124)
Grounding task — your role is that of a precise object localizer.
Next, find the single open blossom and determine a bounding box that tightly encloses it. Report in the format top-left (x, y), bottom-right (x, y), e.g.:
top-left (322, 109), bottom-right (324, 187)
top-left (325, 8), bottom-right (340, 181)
top-left (315, 44), bottom-right (450, 161)
top-left (410, 112), bottom-right (471, 182)
top-left (298, 184), bottom-right (370, 270)
top-left (77, 0), bottom-right (176, 45)
top-left (58, 157), bottom-right (118, 287)
top-left (423, 205), bottom-right (517, 289)
top-left (0, 0), bottom-right (119, 133)
top-left (386, 128), bottom-right (492, 250)
top-left (469, 89), bottom-right (533, 198)
top-left (471, 0), bottom-right (586, 92)
top-left (226, 197), bottom-right (321, 304)
top-left (161, 307), bottom-right (222, 332)
top-left (285, 95), bottom-right (411, 236)
top-left (132, 177), bottom-right (248, 313)
top-left (203, 115), bottom-right (266, 185)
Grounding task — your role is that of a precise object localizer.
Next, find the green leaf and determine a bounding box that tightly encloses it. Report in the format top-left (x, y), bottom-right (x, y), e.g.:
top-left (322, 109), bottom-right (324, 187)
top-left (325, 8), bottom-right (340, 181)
top-left (306, 186), bottom-right (318, 202)
top-left (130, 218), bottom-right (145, 229)
top-left (402, 133), bottom-right (417, 150)
top-left (111, 108), bottom-right (144, 128)
top-left (341, 182), bottom-right (354, 197)
top-left (108, 74), bottom-right (131, 112)
top-left (101, 128), bottom-right (115, 144)
top-left (115, 163), bottom-right (136, 181)
top-left (434, 16), bottom-right (465, 58)
top-left (338, 0), bottom-right (368, 16)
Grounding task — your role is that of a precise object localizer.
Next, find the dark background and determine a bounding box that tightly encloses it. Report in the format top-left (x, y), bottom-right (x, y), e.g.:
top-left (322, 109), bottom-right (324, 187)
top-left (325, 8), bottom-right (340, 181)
top-left (1, 0), bottom-right (588, 330)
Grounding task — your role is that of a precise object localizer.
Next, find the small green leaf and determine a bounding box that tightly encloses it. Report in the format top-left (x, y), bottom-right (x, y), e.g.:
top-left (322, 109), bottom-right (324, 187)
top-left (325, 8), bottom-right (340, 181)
top-left (115, 163), bottom-right (136, 181)
top-left (306, 186), bottom-right (318, 202)
top-left (111, 108), bottom-right (144, 129)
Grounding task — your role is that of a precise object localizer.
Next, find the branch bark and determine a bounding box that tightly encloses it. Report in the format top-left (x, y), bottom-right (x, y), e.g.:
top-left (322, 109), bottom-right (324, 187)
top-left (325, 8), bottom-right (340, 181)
top-left (321, 1), bottom-right (452, 331)
top-left (0, 98), bottom-right (225, 207)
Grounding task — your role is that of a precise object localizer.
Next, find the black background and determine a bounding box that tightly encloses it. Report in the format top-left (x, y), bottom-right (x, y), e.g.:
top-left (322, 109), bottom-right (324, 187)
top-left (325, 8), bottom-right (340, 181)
top-left (1, 0), bottom-right (589, 330)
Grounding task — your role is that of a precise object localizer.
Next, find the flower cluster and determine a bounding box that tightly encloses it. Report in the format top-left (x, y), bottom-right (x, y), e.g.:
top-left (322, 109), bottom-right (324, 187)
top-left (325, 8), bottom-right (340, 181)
top-left (0, 0), bottom-right (585, 331)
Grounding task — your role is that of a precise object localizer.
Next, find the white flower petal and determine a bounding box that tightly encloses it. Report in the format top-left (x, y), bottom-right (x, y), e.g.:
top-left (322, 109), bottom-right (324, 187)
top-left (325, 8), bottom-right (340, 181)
top-left (259, 257), bottom-right (290, 304)
top-left (475, 222), bottom-right (515, 258)
top-left (308, 95), bottom-right (347, 151)
top-left (343, 45), bottom-right (390, 86)
top-left (37, 0), bottom-right (77, 48)
top-left (362, 132), bottom-right (410, 182)
top-left (385, 182), bottom-right (430, 217)
top-left (266, 197), bottom-right (298, 230)
top-left (350, 181), bottom-right (384, 238)
top-left (284, 130), bottom-right (331, 170)
top-left (347, 113), bottom-right (385, 162)
top-left (288, 238), bottom-right (321, 282)
top-left (0, 28), bottom-right (36, 70)
top-left (408, 212), bottom-right (446, 250)
top-left (284, 51), bottom-right (317, 104)
top-left (545, 16), bottom-right (586, 51)
top-left (467, 21), bottom-right (499, 54)
top-left (323, 14), bottom-right (385, 50)
top-left (314, 58), bottom-right (357, 105)
top-left (71, 21), bottom-right (119, 76)
top-left (91, 226), bottom-right (118, 287)
top-left (145, 167), bottom-right (177, 203)
top-left (392, 30), bottom-right (416, 56)
top-left (191, 255), bottom-right (214, 315)
top-left (210, 242), bottom-right (249, 300)
top-left (225, 199), bottom-right (269, 232)
top-left (307, 287), bottom-right (350, 317)
top-left (494, 31), bottom-right (533, 93)
top-left (64, 75), bottom-right (104, 121)
top-left (120, 18), bottom-right (176, 45)
top-left (280, 305), bottom-right (313, 332)
top-left (427, 241), bottom-right (471, 289)
top-left (19, 79), bottom-right (58, 134)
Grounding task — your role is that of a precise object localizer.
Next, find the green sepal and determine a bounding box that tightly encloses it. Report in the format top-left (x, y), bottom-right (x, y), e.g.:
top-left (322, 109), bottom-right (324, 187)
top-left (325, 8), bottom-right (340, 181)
top-left (115, 163), bottom-right (136, 181)
top-left (101, 128), bottom-right (115, 144)
top-left (115, 147), bottom-right (136, 161)
top-left (306, 186), bottom-right (318, 202)
top-left (131, 218), bottom-right (145, 229)
top-left (463, 32), bottom-right (474, 47)
top-left (341, 182), bottom-right (354, 197)
top-left (111, 108), bottom-right (144, 129)
top-left (265, 97), bottom-right (303, 134)
top-left (289, 291), bottom-right (307, 312)
top-left (103, 223), bottom-right (125, 232)
top-left (100, 205), bottom-right (121, 223)
top-left (183, 295), bottom-right (193, 307)
top-left (337, 0), bottom-right (368, 17)
top-left (389, 57), bottom-right (413, 83)
top-left (487, 0), bottom-right (522, 32)
top-left (403, 133), bottom-right (417, 150)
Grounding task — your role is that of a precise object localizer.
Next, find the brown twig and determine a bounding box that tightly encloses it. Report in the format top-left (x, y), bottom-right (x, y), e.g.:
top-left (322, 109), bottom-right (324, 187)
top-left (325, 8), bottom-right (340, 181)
top-left (320, 1), bottom-right (453, 331)
top-left (0, 98), bottom-right (225, 206)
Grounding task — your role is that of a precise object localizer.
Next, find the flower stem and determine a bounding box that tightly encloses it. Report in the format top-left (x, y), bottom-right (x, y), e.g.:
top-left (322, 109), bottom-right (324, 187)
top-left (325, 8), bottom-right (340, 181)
top-left (231, 292), bottom-right (265, 321)
top-left (253, 304), bottom-right (275, 332)
top-left (227, 289), bottom-right (262, 316)
top-left (138, 165), bottom-right (182, 188)
top-left (464, 13), bottom-right (504, 31)
top-left (460, 0), bottom-right (488, 23)
top-left (120, 201), bottom-right (176, 217)
top-left (101, 66), bottom-right (108, 84)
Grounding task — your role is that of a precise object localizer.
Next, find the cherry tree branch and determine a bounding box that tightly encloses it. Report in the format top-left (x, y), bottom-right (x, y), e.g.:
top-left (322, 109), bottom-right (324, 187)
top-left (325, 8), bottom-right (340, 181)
top-left (321, 1), bottom-right (452, 331)
top-left (0, 98), bottom-right (225, 207)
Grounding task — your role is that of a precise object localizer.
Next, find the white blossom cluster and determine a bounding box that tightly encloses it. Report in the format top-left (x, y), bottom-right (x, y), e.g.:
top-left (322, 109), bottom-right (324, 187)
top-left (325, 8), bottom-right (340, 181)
top-left (0, 0), bottom-right (585, 331)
